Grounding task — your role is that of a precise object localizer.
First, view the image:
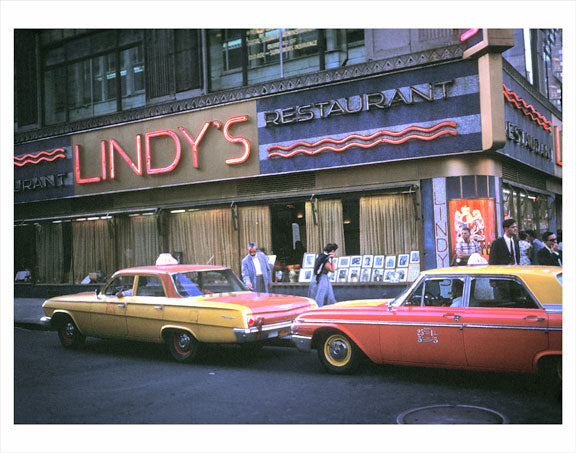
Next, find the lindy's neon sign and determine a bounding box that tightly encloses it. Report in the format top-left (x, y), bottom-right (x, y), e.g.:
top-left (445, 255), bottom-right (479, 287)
top-left (75, 115), bottom-right (250, 184)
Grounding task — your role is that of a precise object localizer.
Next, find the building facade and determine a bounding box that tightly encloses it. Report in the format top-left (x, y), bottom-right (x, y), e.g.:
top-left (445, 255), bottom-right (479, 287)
top-left (14, 28), bottom-right (563, 297)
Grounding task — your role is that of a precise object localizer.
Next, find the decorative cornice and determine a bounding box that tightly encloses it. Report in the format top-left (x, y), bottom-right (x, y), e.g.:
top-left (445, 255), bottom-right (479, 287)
top-left (15, 44), bottom-right (465, 145)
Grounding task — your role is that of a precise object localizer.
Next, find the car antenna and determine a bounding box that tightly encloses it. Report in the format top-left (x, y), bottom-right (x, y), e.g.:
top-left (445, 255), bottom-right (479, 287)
top-left (207, 255), bottom-right (214, 264)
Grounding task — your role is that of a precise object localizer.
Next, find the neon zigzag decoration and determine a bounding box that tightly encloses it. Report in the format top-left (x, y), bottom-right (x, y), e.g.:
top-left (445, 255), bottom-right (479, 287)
top-left (503, 84), bottom-right (552, 132)
top-left (267, 121), bottom-right (457, 159)
top-left (460, 29), bottom-right (480, 42)
top-left (14, 148), bottom-right (67, 167)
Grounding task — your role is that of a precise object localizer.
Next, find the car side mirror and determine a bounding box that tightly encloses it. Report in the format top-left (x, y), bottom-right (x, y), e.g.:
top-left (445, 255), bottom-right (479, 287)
top-left (116, 291), bottom-right (124, 298)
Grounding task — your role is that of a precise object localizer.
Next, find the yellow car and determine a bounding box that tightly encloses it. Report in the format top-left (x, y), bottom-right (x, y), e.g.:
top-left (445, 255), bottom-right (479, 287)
top-left (41, 264), bottom-right (317, 362)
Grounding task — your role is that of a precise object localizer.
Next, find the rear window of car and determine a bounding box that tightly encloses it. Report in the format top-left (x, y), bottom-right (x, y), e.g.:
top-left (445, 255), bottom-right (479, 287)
top-left (172, 269), bottom-right (246, 297)
top-left (557, 273), bottom-right (562, 285)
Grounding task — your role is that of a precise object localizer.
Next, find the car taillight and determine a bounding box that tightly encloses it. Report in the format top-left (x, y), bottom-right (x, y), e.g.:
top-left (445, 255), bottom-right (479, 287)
top-left (247, 317), bottom-right (255, 327)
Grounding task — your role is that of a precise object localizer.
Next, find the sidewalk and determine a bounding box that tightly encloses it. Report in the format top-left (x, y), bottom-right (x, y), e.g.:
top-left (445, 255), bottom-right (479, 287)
top-left (14, 298), bottom-right (46, 328)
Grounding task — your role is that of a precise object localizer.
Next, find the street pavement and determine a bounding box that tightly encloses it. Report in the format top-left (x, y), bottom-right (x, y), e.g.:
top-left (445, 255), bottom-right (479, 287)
top-left (13, 298), bottom-right (46, 328)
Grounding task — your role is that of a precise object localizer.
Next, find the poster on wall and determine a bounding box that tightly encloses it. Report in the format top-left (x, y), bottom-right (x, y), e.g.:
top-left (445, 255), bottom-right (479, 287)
top-left (449, 198), bottom-right (496, 263)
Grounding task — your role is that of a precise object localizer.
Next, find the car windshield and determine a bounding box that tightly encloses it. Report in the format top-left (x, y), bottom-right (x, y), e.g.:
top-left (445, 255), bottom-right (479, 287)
top-left (390, 276), bottom-right (423, 307)
top-left (171, 269), bottom-right (246, 297)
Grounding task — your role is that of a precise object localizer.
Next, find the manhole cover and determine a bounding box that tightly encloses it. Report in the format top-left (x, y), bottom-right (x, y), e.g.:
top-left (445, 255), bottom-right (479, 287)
top-left (397, 404), bottom-right (509, 424)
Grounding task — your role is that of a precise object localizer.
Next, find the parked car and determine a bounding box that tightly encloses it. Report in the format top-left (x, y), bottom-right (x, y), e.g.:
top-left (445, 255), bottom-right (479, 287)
top-left (291, 266), bottom-right (562, 384)
top-left (41, 264), bottom-right (317, 362)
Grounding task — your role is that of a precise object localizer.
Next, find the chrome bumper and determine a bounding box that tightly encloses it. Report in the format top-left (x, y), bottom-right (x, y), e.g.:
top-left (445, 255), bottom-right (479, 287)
top-left (291, 334), bottom-right (312, 352)
top-left (40, 316), bottom-right (52, 329)
top-left (233, 321), bottom-right (292, 343)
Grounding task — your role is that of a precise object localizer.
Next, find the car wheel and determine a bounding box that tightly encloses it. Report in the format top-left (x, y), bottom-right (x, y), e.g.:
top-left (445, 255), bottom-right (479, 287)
top-left (167, 330), bottom-right (201, 363)
top-left (57, 317), bottom-right (86, 349)
top-left (317, 332), bottom-right (361, 374)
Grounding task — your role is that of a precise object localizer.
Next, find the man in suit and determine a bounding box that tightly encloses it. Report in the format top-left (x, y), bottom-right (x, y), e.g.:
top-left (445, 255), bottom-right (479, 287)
top-left (537, 231), bottom-right (562, 266)
top-left (241, 242), bottom-right (272, 292)
top-left (489, 218), bottom-right (520, 265)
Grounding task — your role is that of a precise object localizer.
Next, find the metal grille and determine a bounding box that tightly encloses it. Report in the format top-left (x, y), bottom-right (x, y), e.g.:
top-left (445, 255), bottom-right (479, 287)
top-left (236, 173), bottom-right (316, 196)
top-left (502, 162), bottom-right (547, 190)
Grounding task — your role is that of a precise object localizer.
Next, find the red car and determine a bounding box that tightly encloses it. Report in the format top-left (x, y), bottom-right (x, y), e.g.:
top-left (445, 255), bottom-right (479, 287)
top-left (291, 266), bottom-right (562, 384)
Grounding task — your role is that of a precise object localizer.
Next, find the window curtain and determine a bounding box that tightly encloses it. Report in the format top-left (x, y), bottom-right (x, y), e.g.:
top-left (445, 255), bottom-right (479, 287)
top-left (116, 215), bottom-right (161, 268)
top-left (35, 222), bottom-right (64, 283)
top-left (238, 205), bottom-right (272, 256)
top-left (305, 199), bottom-right (346, 256)
top-left (72, 219), bottom-right (115, 283)
top-left (359, 194), bottom-right (418, 255)
top-left (168, 208), bottom-right (237, 273)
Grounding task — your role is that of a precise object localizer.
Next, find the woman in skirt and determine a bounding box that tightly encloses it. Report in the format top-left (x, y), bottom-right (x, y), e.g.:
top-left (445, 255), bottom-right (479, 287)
top-left (308, 243), bottom-right (338, 306)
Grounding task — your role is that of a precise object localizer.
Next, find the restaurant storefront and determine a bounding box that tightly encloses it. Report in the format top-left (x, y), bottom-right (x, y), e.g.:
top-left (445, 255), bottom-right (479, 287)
top-left (14, 33), bottom-right (562, 299)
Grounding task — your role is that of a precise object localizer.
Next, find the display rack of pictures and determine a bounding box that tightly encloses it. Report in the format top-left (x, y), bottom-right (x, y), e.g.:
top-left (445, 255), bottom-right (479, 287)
top-left (302, 251), bottom-right (421, 283)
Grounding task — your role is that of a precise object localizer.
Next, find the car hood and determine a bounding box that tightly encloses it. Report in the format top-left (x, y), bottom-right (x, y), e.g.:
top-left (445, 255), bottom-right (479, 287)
top-left (296, 298), bottom-right (393, 320)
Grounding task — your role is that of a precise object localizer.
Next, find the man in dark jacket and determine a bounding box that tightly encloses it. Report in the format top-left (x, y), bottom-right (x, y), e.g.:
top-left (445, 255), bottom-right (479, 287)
top-left (489, 218), bottom-right (520, 265)
top-left (536, 231), bottom-right (562, 266)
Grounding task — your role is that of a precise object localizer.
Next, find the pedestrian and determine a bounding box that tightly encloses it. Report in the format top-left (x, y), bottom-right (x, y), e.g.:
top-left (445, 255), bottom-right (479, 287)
top-left (517, 231), bottom-right (532, 265)
top-left (454, 227), bottom-right (482, 265)
top-left (489, 218), bottom-right (520, 265)
top-left (525, 230), bottom-right (545, 264)
top-left (557, 229), bottom-right (563, 252)
top-left (537, 231), bottom-right (562, 266)
top-left (308, 243), bottom-right (338, 306)
top-left (241, 242), bottom-right (272, 292)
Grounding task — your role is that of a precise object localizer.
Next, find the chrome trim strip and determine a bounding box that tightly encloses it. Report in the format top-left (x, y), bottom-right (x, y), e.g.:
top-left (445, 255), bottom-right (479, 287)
top-left (297, 319), bottom-right (560, 331)
top-left (543, 304), bottom-right (562, 314)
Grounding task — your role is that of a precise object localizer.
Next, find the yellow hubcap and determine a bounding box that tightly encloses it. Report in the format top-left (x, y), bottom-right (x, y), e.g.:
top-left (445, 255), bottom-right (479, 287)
top-left (324, 334), bottom-right (351, 367)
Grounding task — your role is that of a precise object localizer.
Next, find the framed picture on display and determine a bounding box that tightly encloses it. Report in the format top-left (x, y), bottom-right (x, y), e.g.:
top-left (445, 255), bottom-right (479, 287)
top-left (329, 272), bottom-right (337, 282)
top-left (332, 257), bottom-right (339, 269)
top-left (348, 267), bottom-right (360, 282)
top-left (360, 268), bottom-right (372, 282)
top-left (338, 256), bottom-right (350, 268)
top-left (409, 251), bottom-right (420, 264)
top-left (398, 254), bottom-right (409, 267)
top-left (302, 253), bottom-right (316, 268)
top-left (350, 255), bottom-right (362, 267)
top-left (407, 264), bottom-right (420, 282)
top-left (383, 269), bottom-right (398, 282)
top-left (395, 268), bottom-right (407, 282)
top-left (362, 255), bottom-right (374, 267)
top-left (372, 268), bottom-right (385, 282)
top-left (373, 255), bottom-right (385, 268)
top-left (299, 268), bottom-right (313, 282)
top-left (385, 255), bottom-right (396, 269)
top-left (337, 268), bottom-right (349, 282)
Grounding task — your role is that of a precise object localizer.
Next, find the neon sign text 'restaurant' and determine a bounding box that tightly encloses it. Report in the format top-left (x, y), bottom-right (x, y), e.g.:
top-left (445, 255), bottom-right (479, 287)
top-left (75, 115), bottom-right (250, 184)
top-left (262, 81), bottom-right (455, 128)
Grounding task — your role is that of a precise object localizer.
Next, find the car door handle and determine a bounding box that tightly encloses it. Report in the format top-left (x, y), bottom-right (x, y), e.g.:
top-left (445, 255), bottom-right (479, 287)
top-left (117, 303), bottom-right (126, 309)
top-left (523, 316), bottom-right (545, 322)
top-left (154, 305), bottom-right (163, 310)
top-left (443, 313), bottom-right (461, 321)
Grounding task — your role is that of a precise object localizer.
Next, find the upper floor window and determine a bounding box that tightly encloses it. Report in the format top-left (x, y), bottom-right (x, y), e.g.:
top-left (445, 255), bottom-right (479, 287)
top-left (42, 30), bottom-right (145, 125)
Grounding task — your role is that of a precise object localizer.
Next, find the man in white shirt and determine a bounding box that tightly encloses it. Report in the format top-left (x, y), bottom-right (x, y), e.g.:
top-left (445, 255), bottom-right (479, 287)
top-left (241, 242), bottom-right (272, 292)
